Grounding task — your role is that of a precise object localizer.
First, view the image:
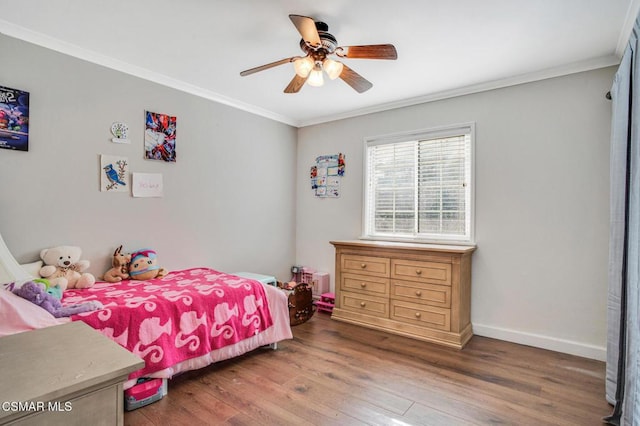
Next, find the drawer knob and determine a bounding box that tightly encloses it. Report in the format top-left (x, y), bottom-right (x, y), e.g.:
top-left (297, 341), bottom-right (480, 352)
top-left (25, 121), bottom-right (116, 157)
top-left (415, 290), bottom-right (422, 297)
top-left (415, 312), bottom-right (422, 318)
top-left (416, 269), bottom-right (422, 275)
top-left (360, 302), bottom-right (367, 308)
top-left (360, 282), bottom-right (367, 288)
top-left (361, 263), bottom-right (367, 269)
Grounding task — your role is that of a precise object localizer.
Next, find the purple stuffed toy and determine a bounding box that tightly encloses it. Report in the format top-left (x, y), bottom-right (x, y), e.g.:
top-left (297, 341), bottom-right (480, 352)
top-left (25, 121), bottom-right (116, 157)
top-left (13, 281), bottom-right (103, 318)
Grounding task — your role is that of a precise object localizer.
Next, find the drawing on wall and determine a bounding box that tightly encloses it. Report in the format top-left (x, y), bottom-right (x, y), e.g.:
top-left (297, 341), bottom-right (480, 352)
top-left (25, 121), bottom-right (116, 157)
top-left (132, 173), bottom-right (163, 198)
top-left (144, 110), bottom-right (176, 162)
top-left (311, 153), bottom-right (345, 198)
top-left (100, 154), bottom-right (130, 192)
top-left (0, 85), bottom-right (29, 152)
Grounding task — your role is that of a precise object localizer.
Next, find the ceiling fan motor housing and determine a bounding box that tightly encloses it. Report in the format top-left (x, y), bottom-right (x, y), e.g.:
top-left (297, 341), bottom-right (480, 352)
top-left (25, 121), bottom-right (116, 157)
top-left (299, 21), bottom-right (338, 54)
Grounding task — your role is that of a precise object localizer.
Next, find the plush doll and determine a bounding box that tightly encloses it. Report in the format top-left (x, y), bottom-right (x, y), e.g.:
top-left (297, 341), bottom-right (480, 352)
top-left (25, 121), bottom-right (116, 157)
top-left (39, 245), bottom-right (96, 290)
top-left (103, 245), bottom-right (131, 283)
top-left (129, 249), bottom-right (167, 281)
top-left (32, 278), bottom-right (63, 299)
top-left (13, 281), bottom-right (103, 318)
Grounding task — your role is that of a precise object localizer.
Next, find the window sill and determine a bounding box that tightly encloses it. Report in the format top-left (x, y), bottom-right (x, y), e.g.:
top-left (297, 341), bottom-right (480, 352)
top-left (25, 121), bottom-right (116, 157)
top-left (330, 238), bottom-right (477, 254)
top-left (359, 235), bottom-right (476, 248)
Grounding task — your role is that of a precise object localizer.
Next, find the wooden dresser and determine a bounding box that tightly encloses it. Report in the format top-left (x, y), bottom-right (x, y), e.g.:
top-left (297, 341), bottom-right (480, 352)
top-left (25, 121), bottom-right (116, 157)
top-left (0, 321), bottom-right (143, 425)
top-left (330, 240), bottom-right (476, 349)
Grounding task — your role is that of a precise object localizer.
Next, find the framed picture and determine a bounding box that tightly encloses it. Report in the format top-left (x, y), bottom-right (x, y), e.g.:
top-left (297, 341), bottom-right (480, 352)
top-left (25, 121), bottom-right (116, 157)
top-left (144, 110), bottom-right (176, 162)
top-left (0, 85), bottom-right (30, 151)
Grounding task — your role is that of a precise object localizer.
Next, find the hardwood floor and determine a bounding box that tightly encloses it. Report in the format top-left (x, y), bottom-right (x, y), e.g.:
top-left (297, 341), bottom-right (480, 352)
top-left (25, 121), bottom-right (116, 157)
top-left (124, 313), bottom-right (610, 425)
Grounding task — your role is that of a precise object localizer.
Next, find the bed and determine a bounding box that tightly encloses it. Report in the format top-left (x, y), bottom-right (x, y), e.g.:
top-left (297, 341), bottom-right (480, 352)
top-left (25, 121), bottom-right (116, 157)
top-left (62, 268), bottom-right (293, 389)
top-left (0, 241), bottom-right (292, 390)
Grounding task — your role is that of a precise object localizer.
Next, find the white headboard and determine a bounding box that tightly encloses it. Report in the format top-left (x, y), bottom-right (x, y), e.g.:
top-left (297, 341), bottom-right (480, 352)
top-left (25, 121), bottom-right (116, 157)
top-left (0, 232), bottom-right (32, 284)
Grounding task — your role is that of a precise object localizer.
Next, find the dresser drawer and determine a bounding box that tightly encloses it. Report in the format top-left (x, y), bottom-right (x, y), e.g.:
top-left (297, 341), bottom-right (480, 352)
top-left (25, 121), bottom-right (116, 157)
top-left (342, 273), bottom-right (389, 297)
top-left (391, 280), bottom-right (451, 308)
top-left (390, 300), bottom-right (450, 331)
top-left (340, 292), bottom-right (389, 317)
top-left (342, 255), bottom-right (390, 277)
top-left (391, 259), bottom-right (451, 285)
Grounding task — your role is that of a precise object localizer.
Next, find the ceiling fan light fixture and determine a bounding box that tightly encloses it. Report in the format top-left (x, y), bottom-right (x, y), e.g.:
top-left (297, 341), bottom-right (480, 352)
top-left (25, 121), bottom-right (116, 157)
top-left (323, 58), bottom-right (344, 80)
top-left (240, 14), bottom-right (397, 94)
top-left (293, 56), bottom-right (314, 77)
top-left (307, 67), bottom-right (324, 87)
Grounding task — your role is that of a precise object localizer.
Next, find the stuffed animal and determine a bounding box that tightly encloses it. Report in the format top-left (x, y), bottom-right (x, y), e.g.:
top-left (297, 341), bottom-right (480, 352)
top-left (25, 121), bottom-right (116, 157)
top-left (39, 245), bottom-right (96, 290)
top-left (129, 249), bottom-right (167, 281)
top-left (103, 245), bottom-right (131, 283)
top-left (32, 278), bottom-right (63, 299)
top-left (13, 281), bottom-right (103, 318)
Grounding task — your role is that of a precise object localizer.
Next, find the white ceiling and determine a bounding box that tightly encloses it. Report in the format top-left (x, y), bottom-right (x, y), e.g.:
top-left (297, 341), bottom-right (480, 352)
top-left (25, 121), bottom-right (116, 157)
top-left (0, 0), bottom-right (638, 127)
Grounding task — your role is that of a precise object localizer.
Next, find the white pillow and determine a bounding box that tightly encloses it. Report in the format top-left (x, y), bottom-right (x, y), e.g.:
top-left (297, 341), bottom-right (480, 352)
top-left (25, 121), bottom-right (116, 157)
top-left (20, 261), bottom-right (43, 278)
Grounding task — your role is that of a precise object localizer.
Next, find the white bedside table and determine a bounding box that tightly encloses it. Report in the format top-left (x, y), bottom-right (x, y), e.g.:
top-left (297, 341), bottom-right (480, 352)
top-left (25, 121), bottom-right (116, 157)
top-left (0, 321), bottom-right (143, 425)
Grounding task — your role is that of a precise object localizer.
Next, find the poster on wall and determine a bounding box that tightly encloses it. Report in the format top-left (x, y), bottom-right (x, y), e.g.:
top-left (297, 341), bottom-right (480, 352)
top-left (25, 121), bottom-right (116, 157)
top-left (0, 85), bottom-right (30, 152)
top-left (144, 110), bottom-right (176, 162)
top-left (100, 154), bottom-right (130, 192)
top-left (310, 153), bottom-right (345, 198)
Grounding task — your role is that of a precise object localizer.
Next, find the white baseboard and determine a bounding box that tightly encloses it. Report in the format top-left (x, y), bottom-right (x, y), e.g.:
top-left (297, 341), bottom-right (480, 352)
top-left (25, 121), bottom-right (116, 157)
top-left (473, 323), bottom-right (607, 361)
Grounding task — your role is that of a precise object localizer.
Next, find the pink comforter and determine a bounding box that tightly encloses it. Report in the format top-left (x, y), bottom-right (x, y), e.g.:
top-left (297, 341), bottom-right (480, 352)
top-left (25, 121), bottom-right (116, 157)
top-left (62, 268), bottom-right (273, 380)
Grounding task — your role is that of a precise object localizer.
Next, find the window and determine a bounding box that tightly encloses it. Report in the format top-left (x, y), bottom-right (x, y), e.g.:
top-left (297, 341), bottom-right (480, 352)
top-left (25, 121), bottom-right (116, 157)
top-left (363, 123), bottom-right (474, 244)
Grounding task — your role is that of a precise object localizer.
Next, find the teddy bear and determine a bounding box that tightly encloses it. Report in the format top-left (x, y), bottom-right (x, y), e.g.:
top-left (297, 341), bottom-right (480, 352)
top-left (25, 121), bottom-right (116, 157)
top-left (103, 245), bottom-right (131, 283)
top-left (39, 245), bottom-right (96, 290)
top-left (128, 248), bottom-right (167, 281)
top-left (13, 281), bottom-right (102, 317)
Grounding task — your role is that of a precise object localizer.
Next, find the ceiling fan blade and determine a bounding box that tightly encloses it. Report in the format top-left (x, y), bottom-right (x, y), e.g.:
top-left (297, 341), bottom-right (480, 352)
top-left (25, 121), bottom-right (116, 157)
top-left (289, 14), bottom-right (321, 47)
top-left (284, 74), bottom-right (308, 93)
top-left (240, 57), bottom-right (296, 77)
top-left (339, 64), bottom-right (373, 93)
top-left (336, 44), bottom-right (398, 60)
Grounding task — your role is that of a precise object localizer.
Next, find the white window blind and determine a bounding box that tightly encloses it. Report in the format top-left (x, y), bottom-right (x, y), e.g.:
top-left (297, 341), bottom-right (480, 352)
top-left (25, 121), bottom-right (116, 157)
top-left (363, 124), bottom-right (474, 243)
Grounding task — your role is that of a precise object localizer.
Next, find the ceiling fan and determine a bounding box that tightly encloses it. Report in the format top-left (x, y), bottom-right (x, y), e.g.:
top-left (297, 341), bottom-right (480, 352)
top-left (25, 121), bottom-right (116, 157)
top-left (239, 14), bottom-right (397, 94)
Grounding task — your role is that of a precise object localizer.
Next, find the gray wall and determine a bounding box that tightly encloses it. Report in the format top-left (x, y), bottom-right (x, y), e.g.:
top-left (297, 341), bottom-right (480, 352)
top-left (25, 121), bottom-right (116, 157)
top-left (0, 32), bottom-right (615, 360)
top-left (0, 34), bottom-right (297, 281)
top-left (295, 67), bottom-right (614, 360)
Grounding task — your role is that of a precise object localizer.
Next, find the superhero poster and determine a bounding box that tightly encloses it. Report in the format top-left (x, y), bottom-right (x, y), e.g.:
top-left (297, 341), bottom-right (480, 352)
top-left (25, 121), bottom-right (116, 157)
top-left (144, 110), bottom-right (176, 162)
top-left (0, 85), bottom-right (29, 152)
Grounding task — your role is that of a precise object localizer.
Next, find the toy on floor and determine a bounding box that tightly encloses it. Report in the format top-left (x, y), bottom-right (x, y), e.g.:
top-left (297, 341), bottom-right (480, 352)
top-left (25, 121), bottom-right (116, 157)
top-left (286, 282), bottom-right (315, 326)
top-left (129, 249), bottom-right (167, 281)
top-left (103, 245), bottom-right (131, 283)
top-left (39, 245), bottom-right (96, 290)
top-left (13, 281), bottom-right (103, 318)
top-left (315, 292), bottom-right (335, 314)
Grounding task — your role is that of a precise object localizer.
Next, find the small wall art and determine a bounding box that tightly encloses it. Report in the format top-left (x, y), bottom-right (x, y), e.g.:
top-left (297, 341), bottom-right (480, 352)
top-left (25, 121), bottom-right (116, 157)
top-left (110, 122), bottom-right (130, 144)
top-left (311, 153), bottom-right (345, 198)
top-left (100, 154), bottom-right (130, 192)
top-left (132, 173), bottom-right (163, 198)
top-left (144, 110), bottom-right (176, 162)
top-left (0, 85), bottom-right (30, 152)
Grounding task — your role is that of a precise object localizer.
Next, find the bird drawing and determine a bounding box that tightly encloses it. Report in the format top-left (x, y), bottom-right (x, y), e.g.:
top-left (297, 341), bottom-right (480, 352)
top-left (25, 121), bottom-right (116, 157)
top-left (103, 163), bottom-right (126, 186)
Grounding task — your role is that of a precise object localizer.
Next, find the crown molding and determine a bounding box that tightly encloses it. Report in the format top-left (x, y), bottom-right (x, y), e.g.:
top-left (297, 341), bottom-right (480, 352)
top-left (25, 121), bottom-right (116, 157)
top-left (0, 18), bottom-right (622, 130)
top-left (616, 0), bottom-right (640, 57)
top-left (0, 19), bottom-right (298, 127)
top-left (297, 55), bottom-right (620, 127)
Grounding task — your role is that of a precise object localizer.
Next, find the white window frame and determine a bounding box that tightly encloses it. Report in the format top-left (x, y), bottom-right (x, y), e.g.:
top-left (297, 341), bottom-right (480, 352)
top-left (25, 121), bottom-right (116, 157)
top-left (361, 122), bottom-right (476, 245)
